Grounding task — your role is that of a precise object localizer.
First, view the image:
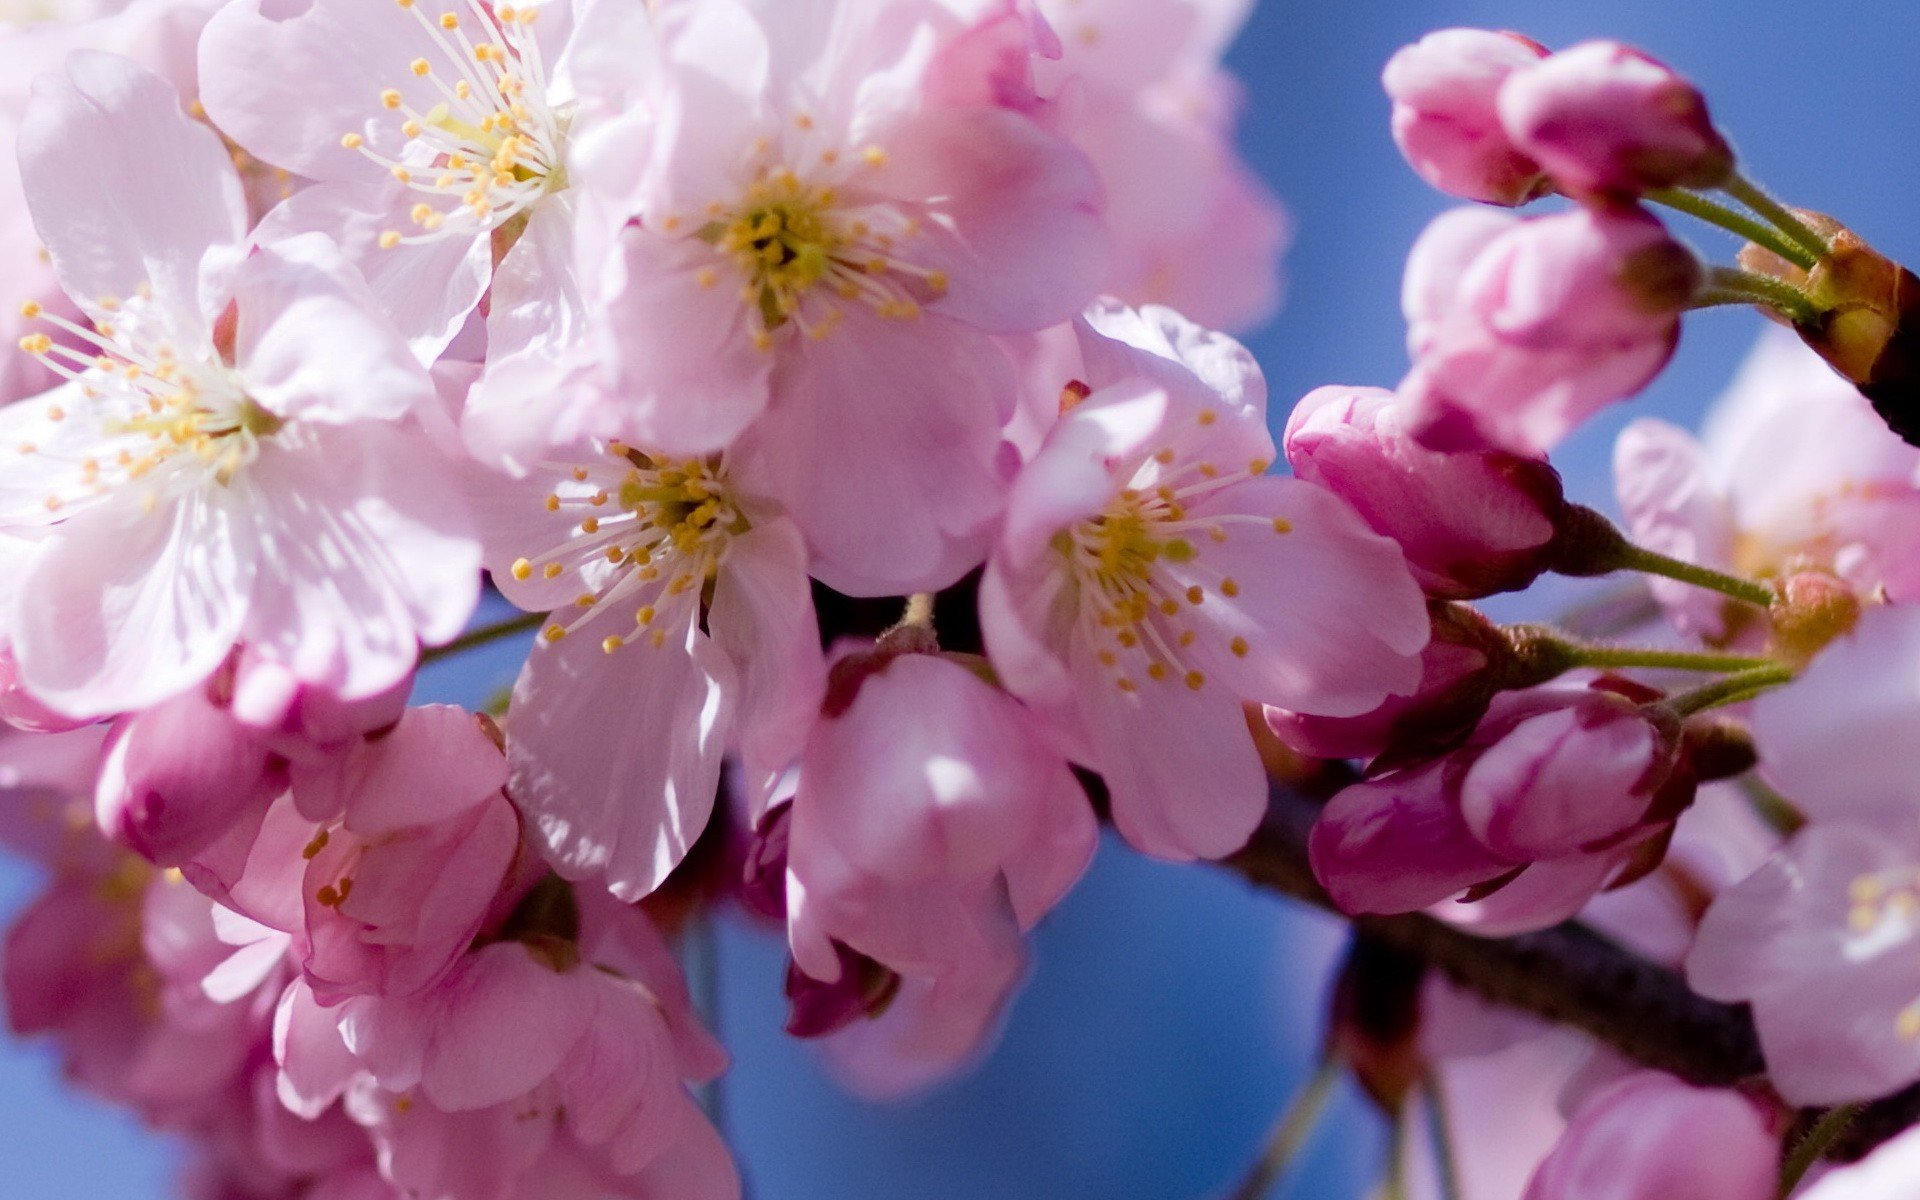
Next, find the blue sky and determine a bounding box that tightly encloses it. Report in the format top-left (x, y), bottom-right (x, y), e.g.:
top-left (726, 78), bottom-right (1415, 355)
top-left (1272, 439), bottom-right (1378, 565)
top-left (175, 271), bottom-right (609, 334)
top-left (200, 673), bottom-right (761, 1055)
top-left (5, 2), bottom-right (1920, 1196)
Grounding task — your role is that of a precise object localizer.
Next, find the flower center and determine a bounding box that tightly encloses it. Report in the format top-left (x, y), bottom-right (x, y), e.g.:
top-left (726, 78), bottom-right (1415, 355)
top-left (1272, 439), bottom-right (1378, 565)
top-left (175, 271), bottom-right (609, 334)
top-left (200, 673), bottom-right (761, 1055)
top-left (510, 446), bottom-right (746, 653)
top-left (1056, 428), bottom-right (1283, 693)
top-left (344, 0), bottom-right (567, 249)
top-left (682, 142), bottom-right (948, 347)
top-left (13, 296), bottom-right (275, 512)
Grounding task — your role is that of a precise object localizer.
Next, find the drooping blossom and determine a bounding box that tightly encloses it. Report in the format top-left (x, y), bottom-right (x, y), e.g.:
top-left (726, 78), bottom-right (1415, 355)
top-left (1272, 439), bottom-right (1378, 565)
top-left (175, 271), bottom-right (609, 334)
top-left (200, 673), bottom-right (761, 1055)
top-left (0, 53), bottom-right (479, 719)
top-left (480, 443), bottom-right (823, 901)
top-left (982, 302), bottom-right (1428, 860)
top-left (1616, 327), bottom-right (1920, 642)
top-left (1401, 203), bottom-right (1700, 455)
top-left (777, 646), bottom-right (1097, 1096)
top-left (198, 0), bottom-right (583, 357)
top-left (274, 886), bottom-right (739, 1199)
top-left (1283, 384), bottom-right (1568, 599)
top-left (549, 0), bottom-right (1107, 595)
top-left (1033, 0), bottom-right (1289, 330)
top-left (1311, 679), bottom-right (1695, 934)
top-left (1523, 1072), bottom-right (1777, 1200)
top-left (1499, 41), bottom-right (1732, 198)
top-left (189, 705), bottom-right (520, 1005)
top-left (1689, 605), bottom-right (1920, 1104)
top-left (1383, 28), bottom-right (1550, 206)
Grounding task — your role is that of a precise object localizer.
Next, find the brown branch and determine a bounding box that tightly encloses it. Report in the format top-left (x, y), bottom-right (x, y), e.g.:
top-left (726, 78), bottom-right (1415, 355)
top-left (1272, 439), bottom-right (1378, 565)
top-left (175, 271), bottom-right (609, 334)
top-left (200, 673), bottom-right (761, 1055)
top-left (1221, 779), bottom-right (1919, 1159)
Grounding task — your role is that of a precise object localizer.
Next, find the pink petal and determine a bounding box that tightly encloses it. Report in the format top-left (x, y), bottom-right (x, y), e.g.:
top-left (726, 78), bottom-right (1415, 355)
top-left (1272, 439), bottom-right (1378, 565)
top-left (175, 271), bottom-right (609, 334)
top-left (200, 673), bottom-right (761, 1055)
top-left (508, 605), bottom-right (735, 900)
top-left (17, 51), bottom-right (244, 324)
top-left (877, 105), bottom-right (1107, 333)
top-left (731, 308), bottom-right (1012, 596)
top-left (14, 492), bottom-right (253, 718)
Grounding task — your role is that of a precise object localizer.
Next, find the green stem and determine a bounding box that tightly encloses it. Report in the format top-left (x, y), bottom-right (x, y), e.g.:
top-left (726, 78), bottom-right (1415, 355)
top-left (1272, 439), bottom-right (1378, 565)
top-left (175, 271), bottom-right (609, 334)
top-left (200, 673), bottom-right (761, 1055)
top-left (1738, 775), bottom-right (1807, 838)
top-left (1424, 1075), bottom-right (1465, 1200)
top-left (1381, 1112), bottom-right (1409, 1200)
top-left (1648, 187), bottom-right (1818, 269)
top-left (1562, 644), bottom-right (1779, 674)
top-left (1705, 266), bottom-right (1822, 324)
top-left (1665, 664), bottom-right (1797, 717)
top-left (1227, 1057), bottom-right (1342, 1200)
top-left (1611, 542), bottom-right (1775, 608)
top-left (419, 610), bottom-right (546, 665)
top-left (1779, 1103), bottom-right (1864, 1196)
top-left (1724, 172), bottom-right (1832, 263)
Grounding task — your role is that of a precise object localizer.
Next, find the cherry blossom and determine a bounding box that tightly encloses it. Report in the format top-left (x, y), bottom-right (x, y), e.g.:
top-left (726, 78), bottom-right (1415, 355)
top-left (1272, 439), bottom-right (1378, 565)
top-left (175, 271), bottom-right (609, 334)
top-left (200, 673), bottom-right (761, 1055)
top-left (982, 302), bottom-right (1428, 859)
top-left (0, 53), bottom-right (478, 719)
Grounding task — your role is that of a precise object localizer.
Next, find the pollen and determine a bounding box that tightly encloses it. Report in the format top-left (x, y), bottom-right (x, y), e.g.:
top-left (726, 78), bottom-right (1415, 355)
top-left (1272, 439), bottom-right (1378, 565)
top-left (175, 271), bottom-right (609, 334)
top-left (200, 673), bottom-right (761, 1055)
top-left (510, 558), bottom-right (532, 580)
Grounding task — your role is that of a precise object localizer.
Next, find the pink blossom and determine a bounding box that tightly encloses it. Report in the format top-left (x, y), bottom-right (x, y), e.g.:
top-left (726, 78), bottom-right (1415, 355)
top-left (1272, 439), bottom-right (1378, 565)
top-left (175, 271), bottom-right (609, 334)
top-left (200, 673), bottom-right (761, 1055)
top-left (1523, 1072), bottom-right (1777, 1200)
top-left (1500, 41), bottom-right (1732, 198)
top-left (1402, 203), bottom-right (1700, 455)
top-left (778, 648), bottom-right (1096, 1092)
top-left (198, 0), bottom-right (581, 357)
top-left (1311, 681), bottom-right (1691, 933)
top-left (1688, 820), bottom-right (1920, 1105)
top-left (1383, 28), bottom-right (1550, 206)
top-left (276, 921), bottom-right (738, 1198)
top-left (1687, 605), bottom-right (1920, 1103)
top-left (1283, 384), bottom-right (1568, 599)
top-left (553, 0), bottom-right (1106, 595)
top-left (982, 303), bottom-right (1428, 860)
top-left (1616, 328), bottom-right (1920, 641)
top-left (192, 706), bottom-right (519, 1005)
top-left (1034, 0), bottom-right (1289, 330)
top-left (0, 54), bottom-right (479, 719)
top-left (479, 445), bottom-right (824, 901)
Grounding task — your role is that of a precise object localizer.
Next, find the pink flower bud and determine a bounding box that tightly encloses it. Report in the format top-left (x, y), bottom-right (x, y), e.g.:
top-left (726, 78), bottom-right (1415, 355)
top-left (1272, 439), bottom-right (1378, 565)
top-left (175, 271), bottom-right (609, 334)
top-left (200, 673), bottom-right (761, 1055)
top-left (1267, 603), bottom-right (1512, 764)
top-left (1310, 679), bottom-right (1691, 931)
top-left (1524, 1073), bottom-right (1777, 1200)
top-left (1384, 28), bottom-right (1552, 205)
top-left (1500, 41), bottom-right (1733, 197)
top-left (1457, 685), bottom-right (1679, 861)
top-left (1403, 204), bottom-right (1701, 454)
top-left (95, 683), bottom-right (288, 867)
top-left (1284, 385), bottom-right (1566, 598)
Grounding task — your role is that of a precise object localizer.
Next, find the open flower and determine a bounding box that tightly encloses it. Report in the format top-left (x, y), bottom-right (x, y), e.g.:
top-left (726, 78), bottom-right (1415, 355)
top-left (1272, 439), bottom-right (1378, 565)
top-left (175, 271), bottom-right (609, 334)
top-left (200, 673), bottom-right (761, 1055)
top-left (199, 0), bottom-right (583, 356)
top-left (982, 303), bottom-right (1428, 859)
top-left (0, 53), bottom-right (478, 719)
top-left (482, 443), bottom-right (823, 901)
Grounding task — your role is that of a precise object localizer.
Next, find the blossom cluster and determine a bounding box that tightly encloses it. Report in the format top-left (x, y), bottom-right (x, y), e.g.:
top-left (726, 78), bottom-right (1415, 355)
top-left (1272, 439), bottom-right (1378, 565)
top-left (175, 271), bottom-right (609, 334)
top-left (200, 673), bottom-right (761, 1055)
top-left (6, 4), bottom-right (1920, 1200)
top-left (0, 0), bottom-right (1308, 1195)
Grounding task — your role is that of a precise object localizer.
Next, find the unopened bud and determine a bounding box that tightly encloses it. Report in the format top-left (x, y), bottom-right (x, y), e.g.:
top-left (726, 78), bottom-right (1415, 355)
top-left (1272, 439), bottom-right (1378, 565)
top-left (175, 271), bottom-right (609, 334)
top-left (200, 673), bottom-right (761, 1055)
top-left (1270, 602), bottom-right (1514, 766)
top-left (1499, 40), bottom-right (1733, 197)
